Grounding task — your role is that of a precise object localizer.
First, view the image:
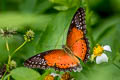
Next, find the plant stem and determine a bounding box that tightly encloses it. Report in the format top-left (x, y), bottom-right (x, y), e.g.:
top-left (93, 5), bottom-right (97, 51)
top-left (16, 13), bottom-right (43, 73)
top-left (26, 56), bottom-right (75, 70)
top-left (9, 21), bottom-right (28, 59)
top-left (11, 40), bottom-right (27, 57)
top-left (7, 55), bottom-right (12, 80)
top-left (3, 40), bottom-right (27, 80)
top-left (4, 40), bottom-right (10, 80)
top-left (6, 39), bottom-right (10, 52)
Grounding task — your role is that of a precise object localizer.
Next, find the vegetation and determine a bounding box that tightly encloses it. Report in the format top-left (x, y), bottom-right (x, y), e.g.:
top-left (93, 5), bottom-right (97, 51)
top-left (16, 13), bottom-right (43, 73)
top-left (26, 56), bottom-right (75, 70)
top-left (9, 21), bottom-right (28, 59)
top-left (0, 0), bottom-right (120, 80)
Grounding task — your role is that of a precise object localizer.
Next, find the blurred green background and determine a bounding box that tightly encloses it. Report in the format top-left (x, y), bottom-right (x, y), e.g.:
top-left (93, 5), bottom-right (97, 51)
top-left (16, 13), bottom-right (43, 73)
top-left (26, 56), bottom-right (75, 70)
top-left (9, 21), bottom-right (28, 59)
top-left (0, 0), bottom-right (120, 80)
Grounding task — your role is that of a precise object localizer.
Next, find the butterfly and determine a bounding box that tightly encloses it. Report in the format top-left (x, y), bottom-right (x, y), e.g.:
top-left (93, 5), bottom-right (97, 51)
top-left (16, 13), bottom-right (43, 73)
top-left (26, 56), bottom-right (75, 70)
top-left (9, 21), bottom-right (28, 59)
top-left (24, 8), bottom-right (90, 72)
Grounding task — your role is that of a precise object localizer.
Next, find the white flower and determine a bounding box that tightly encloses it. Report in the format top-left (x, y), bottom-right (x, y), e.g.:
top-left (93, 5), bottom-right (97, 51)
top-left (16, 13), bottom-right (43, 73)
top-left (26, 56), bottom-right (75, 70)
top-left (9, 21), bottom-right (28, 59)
top-left (96, 53), bottom-right (108, 64)
top-left (50, 73), bottom-right (60, 77)
top-left (103, 45), bottom-right (112, 52)
top-left (91, 44), bottom-right (112, 64)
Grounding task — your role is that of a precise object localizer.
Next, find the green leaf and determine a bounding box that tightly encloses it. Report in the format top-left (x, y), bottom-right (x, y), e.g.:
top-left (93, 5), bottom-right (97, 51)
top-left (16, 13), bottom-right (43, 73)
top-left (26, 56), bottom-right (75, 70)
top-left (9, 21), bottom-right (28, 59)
top-left (50, 0), bottom-right (80, 10)
top-left (39, 70), bottom-right (51, 80)
top-left (11, 67), bottom-right (41, 80)
top-left (93, 16), bottom-right (120, 41)
top-left (53, 5), bottom-right (69, 11)
top-left (0, 13), bottom-right (53, 31)
top-left (20, 0), bottom-right (37, 13)
top-left (35, 0), bottom-right (52, 14)
top-left (72, 63), bottom-right (120, 80)
top-left (36, 8), bottom-right (77, 52)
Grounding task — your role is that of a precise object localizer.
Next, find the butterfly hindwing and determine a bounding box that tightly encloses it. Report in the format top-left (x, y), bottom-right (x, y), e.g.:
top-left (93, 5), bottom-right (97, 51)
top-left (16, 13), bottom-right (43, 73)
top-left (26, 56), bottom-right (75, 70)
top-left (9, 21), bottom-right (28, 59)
top-left (24, 50), bottom-right (81, 71)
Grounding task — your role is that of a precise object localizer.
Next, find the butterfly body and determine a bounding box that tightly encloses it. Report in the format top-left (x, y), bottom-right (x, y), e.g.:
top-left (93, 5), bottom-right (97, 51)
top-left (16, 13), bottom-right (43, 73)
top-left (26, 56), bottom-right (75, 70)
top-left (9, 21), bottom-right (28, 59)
top-left (62, 45), bottom-right (74, 56)
top-left (24, 8), bottom-right (89, 72)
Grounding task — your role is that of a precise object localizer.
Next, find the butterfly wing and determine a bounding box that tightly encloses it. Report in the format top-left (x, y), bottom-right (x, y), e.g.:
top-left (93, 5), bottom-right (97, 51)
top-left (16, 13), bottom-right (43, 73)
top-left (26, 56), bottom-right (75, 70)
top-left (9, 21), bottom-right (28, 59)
top-left (66, 8), bottom-right (90, 61)
top-left (24, 49), bottom-right (81, 71)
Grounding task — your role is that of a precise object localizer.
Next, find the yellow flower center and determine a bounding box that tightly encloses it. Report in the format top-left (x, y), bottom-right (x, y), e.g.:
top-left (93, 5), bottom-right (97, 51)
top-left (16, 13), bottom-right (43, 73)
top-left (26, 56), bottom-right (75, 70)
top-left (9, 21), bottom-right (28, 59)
top-left (91, 44), bottom-right (104, 61)
top-left (44, 75), bottom-right (54, 80)
top-left (93, 44), bottom-right (103, 56)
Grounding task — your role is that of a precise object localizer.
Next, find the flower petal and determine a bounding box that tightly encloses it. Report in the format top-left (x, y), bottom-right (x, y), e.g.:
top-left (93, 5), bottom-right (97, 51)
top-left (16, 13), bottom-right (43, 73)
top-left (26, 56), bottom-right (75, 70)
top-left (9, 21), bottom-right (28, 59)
top-left (50, 73), bottom-right (60, 77)
top-left (96, 53), bottom-right (108, 64)
top-left (103, 45), bottom-right (112, 52)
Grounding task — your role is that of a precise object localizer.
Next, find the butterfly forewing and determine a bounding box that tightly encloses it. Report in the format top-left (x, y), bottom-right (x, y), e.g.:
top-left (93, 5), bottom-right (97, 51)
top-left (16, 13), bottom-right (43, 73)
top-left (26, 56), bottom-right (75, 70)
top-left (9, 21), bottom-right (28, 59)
top-left (67, 8), bottom-right (90, 61)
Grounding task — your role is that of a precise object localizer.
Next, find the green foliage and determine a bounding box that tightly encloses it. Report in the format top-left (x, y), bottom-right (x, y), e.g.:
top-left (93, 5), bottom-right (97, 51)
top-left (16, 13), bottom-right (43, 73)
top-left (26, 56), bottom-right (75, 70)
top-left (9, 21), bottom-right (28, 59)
top-left (49, 0), bottom-right (80, 10)
top-left (11, 67), bottom-right (41, 80)
top-left (36, 8), bottom-right (77, 52)
top-left (0, 0), bottom-right (120, 80)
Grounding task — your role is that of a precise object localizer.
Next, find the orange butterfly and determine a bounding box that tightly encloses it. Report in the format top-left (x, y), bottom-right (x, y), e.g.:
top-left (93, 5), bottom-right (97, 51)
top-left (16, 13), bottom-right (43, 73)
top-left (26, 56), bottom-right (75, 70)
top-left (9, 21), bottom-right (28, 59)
top-left (24, 8), bottom-right (89, 72)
